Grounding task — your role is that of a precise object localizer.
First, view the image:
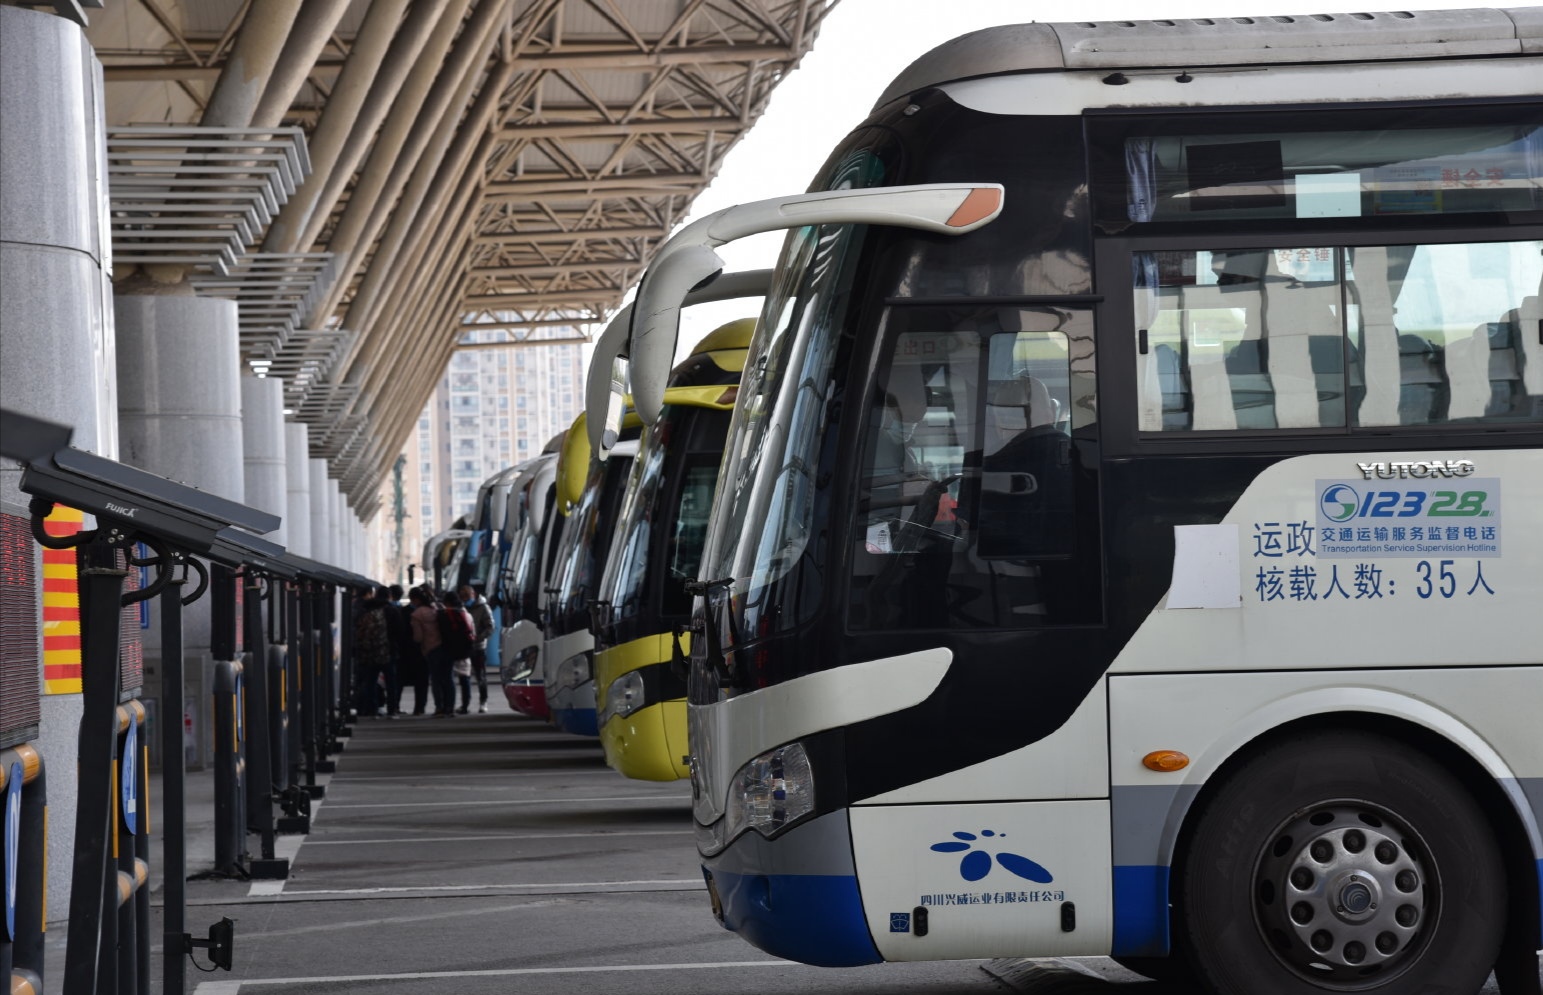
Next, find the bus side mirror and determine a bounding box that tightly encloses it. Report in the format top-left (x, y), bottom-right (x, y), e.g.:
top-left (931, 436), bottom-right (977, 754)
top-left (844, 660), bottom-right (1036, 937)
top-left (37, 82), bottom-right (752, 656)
top-left (626, 185), bottom-right (1003, 426)
top-left (630, 245), bottom-right (725, 426)
top-left (584, 304), bottom-right (634, 460)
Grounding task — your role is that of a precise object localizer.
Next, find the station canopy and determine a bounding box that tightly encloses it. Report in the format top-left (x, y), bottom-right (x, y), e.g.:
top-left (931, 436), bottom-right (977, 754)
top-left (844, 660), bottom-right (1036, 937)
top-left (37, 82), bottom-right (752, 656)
top-left (67, 0), bottom-right (835, 516)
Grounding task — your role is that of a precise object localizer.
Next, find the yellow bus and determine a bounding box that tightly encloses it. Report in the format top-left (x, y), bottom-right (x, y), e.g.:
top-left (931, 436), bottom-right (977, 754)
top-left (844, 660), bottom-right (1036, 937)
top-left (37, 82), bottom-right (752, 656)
top-left (591, 320), bottom-right (753, 779)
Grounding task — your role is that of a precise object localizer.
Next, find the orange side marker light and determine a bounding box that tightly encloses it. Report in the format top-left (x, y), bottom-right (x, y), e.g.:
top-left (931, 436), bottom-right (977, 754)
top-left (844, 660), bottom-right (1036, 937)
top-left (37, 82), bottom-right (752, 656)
top-left (1142, 750), bottom-right (1190, 773)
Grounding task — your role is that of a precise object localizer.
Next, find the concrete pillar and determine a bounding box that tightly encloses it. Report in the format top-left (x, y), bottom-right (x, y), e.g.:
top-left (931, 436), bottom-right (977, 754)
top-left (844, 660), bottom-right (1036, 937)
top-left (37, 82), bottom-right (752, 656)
top-left (309, 459), bottom-right (332, 566)
top-left (0, 3), bottom-right (116, 922)
top-left (241, 376), bottom-right (289, 546)
top-left (284, 422), bottom-right (312, 557)
top-left (116, 293), bottom-right (244, 771)
top-left (355, 516), bottom-right (369, 579)
top-left (328, 481), bottom-right (345, 569)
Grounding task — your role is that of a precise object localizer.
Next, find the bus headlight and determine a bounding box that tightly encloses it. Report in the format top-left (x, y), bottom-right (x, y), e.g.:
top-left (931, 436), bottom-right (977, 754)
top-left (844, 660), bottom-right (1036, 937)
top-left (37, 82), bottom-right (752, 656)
top-left (600, 670), bottom-right (645, 724)
top-left (556, 651), bottom-right (591, 690)
top-left (723, 742), bottom-right (814, 843)
top-left (503, 645), bottom-right (539, 684)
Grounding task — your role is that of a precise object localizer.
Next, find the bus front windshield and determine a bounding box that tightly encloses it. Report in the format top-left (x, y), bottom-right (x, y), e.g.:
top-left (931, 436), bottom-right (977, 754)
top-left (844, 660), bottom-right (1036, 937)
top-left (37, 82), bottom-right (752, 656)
top-left (548, 455), bottom-right (632, 636)
top-left (598, 419), bottom-right (668, 628)
top-left (698, 149), bottom-right (884, 688)
top-left (601, 403), bottom-right (726, 636)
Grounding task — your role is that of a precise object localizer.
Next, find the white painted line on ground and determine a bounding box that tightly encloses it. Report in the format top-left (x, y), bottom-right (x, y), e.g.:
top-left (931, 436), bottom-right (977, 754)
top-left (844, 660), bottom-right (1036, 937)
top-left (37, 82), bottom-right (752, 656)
top-left (246, 771), bottom-right (332, 898)
top-left (325, 768), bottom-right (618, 781)
top-left (331, 742), bottom-right (599, 753)
top-left (321, 793), bottom-right (688, 810)
top-left (238, 898), bottom-right (570, 940)
top-left (317, 780), bottom-right (620, 796)
top-left (195, 959), bottom-right (799, 990)
top-left (304, 828), bottom-right (690, 845)
top-left (275, 877), bottom-right (702, 897)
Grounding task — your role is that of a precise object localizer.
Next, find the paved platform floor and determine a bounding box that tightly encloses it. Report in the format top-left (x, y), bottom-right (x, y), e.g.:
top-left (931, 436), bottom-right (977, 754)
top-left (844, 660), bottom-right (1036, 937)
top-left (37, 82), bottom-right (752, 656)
top-left (42, 693), bottom-right (1518, 994)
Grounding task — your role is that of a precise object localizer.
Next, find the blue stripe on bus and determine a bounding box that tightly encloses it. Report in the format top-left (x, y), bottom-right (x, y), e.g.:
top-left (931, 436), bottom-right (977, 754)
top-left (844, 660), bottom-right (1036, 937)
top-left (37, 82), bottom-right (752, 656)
top-left (707, 868), bottom-right (881, 967)
top-left (1111, 865), bottom-right (1170, 958)
top-left (550, 706), bottom-right (597, 737)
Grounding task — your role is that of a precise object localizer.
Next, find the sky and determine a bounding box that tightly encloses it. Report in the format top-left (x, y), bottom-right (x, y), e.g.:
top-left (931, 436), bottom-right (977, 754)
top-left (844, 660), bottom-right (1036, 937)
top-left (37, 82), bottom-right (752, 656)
top-left (623, 0), bottom-right (1500, 359)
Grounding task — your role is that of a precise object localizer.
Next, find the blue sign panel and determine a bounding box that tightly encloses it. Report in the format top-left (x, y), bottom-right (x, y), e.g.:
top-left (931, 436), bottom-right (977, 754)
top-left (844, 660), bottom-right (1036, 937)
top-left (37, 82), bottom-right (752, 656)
top-left (121, 722), bottom-right (138, 836)
top-left (5, 761), bottom-right (21, 939)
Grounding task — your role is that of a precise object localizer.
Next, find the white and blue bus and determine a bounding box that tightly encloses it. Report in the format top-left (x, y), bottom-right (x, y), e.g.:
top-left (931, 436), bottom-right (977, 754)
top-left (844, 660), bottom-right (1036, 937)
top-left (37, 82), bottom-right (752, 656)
top-left (496, 451), bottom-right (559, 717)
top-left (605, 9), bottom-right (1542, 994)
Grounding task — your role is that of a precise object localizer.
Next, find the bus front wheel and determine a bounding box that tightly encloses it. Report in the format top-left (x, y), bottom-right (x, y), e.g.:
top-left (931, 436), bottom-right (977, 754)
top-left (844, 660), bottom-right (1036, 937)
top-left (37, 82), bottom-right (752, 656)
top-left (1177, 730), bottom-right (1505, 995)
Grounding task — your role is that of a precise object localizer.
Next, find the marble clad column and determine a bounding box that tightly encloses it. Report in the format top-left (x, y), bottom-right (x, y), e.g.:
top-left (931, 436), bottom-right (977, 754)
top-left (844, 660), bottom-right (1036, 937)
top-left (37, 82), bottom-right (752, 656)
top-left (309, 458), bottom-right (332, 566)
top-left (355, 515), bottom-right (369, 579)
top-left (0, 3), bottom-right (116, 920)
top-left (328, 481), bottom-right (345, 569)
top-left (241, 375), bottom-right (289, 546)
top-left (284, 422), bottom-right (312, 557)
top-left (116, 293), bottom-right (245, 770)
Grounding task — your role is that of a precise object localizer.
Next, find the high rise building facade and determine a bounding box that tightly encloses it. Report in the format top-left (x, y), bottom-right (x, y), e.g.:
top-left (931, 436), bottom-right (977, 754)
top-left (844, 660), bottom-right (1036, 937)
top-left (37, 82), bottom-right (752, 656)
top-left (375, 336), bottom-right (586, 585)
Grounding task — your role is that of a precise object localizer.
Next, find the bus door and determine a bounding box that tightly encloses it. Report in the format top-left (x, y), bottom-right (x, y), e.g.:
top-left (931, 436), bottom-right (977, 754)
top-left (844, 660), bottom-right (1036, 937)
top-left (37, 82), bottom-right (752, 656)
top-left (845, 302), bottom-right (1115, 960)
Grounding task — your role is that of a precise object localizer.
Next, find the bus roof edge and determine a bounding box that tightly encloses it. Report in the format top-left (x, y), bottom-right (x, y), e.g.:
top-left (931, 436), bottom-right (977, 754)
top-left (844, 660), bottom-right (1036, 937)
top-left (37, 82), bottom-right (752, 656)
top-left (875, 8), bottom-right (1537, 109)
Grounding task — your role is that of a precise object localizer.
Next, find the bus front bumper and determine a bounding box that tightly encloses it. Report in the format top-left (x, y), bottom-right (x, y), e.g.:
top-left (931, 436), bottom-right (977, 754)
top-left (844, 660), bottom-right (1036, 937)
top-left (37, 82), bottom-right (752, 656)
top-left (599, 699), bottom-right (689, 782)
top-left (502, 680), bottom-right (547, 719)
top-left (699, 809), bottom-right (881, 967)
top-left (548, 679), bottom-right (598, 737)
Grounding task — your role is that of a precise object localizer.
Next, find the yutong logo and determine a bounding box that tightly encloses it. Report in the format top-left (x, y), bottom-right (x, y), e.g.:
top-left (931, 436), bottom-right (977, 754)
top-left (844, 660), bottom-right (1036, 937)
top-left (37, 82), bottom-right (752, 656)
top-left (1357, 460), bottom-right (1475, 480)
top-left (105, 502), bottom-right (138, 518)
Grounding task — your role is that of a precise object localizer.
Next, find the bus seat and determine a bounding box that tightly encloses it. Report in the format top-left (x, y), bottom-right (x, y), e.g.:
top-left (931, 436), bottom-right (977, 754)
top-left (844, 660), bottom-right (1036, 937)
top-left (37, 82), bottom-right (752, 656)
top-left (985, 374), bottom-right (1058, 452)
top-left (1225, 338), bottom-right (1277, 429)
top-left (1155, 344), bottom-right (1189, 429)
top-left (1483, 318), bottom-right (1524, 416)
top-left (1397, 333), bottom-right (1447, 424)
top-left (1308, 334), bottom-right (1347, 426)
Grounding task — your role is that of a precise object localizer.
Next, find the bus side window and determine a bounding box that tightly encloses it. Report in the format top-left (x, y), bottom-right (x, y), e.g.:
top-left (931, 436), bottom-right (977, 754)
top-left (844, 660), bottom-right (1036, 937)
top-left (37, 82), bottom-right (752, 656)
top-left (1135, 241), bottom-right (1543, 434)
top-left (1349, 242), bottom-right (1543, 426)
top-left (1135, 248), bottom-right (1344, 433)
top-left (976, 333), bottom-right (1074, 559)
top-left (849, 313), bottom-right (1097, 631)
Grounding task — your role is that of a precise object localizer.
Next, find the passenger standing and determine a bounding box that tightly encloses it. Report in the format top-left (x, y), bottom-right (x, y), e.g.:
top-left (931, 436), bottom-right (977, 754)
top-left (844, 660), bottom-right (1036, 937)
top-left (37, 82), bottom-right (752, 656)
top-left (352, 587), bottom-right (394, 718)
top-left (459, 585), bottom-right (493, 713)
top-left (440, 590), bottom-right (477, 715)
top-left (394, 584), bottom-right (427, 715)
top-left (376, 585), bottom-right (404, 718)
top-left (409, 586), bottom-right (450, 716)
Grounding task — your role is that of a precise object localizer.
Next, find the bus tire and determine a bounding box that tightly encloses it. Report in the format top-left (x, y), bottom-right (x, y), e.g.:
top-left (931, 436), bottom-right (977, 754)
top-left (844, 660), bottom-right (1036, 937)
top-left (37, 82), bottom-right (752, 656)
top-left (1176, 729), bottom-right (1505, 995)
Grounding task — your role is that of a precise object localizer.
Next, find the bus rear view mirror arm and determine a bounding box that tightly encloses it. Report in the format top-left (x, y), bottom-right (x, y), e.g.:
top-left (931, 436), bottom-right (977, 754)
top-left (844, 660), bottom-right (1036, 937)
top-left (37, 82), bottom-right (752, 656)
top-left (586, 269), bottom-right (774, 458)
top-left (627, 183), bottom-right (1005, 425)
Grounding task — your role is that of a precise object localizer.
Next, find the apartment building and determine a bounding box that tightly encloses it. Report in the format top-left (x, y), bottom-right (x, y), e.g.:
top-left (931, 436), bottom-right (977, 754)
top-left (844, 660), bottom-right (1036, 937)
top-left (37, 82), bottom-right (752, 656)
top-left (376, 336), bottom-right (585, 583)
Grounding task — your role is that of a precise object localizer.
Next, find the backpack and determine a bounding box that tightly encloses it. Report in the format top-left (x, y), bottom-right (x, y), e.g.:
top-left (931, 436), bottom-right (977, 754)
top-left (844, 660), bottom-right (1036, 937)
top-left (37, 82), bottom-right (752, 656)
top-left (467, 600), bottom-right (494, 644)
top-left (355, 606), bottom-right (390, 661)
top-left (437, 607), bottom-right (474, 660)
